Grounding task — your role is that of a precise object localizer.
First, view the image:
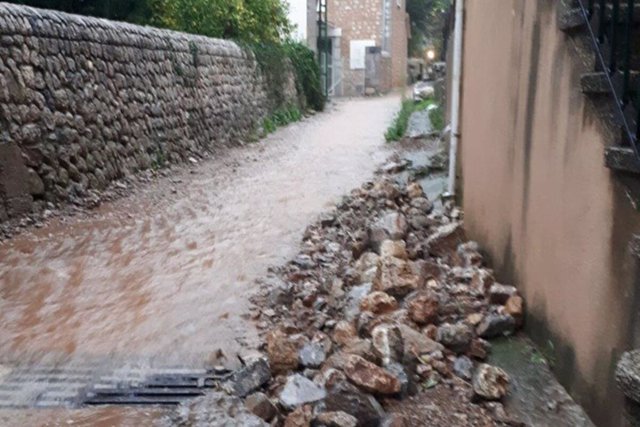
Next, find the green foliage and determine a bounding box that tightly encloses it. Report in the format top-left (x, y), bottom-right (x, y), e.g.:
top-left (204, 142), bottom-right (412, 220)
top-left (11, 0), bottom-right (324, 124)
top-left (414, 98), bottom-right (445, 132)
top-left (272, 105), bottom-right (302, 126)
top-left (9, 0), bottom-right (153, 23)
top-left (385, 100), bottom-right (415, 142)
top-left (262, 105), bottom-right (303, 136)
top-left (429, 104), bottom-right (445, 132)
top-left (262, 117), bottom-right (276, 135)
top-left (250, 42), bottom-right (290, 109)
top-left (8, 0), bottom-right (291, 45)
top-left (149, 0), bottom-right (290, 43)
top-left (385, 97), bottom-right (444, 142)
top-left (284, 42), bottom-right (325, 112)
top-left (407, 0), bottom-right (451, 58)
top-left (151, 145), bottom-right (167, 170)
top-left (249, 42), bottom-right (325, 113)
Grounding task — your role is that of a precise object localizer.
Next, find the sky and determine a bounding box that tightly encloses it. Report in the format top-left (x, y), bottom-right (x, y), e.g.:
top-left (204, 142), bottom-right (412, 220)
top-left (288, 0), bottom-right (308, 41)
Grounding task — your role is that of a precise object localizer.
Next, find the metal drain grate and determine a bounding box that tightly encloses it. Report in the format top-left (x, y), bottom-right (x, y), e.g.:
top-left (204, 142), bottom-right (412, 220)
top-left (82, 371), bottom-right (231, 406)
top-left (0, 366), bottom-right (232, 408)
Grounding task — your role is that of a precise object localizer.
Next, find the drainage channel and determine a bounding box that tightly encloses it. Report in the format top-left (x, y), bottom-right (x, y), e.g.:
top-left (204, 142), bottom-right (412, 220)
top-left (0, 365), bottom-right (232, 409)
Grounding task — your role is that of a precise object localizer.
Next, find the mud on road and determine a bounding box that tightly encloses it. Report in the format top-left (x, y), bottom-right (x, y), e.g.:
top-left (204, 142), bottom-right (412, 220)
top-left (0, 96), bottom-right (400, 424)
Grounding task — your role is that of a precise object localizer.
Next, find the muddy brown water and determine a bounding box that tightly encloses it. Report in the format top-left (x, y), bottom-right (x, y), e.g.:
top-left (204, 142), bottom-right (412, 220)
top-left (0, 95), bottom-right (401, 424)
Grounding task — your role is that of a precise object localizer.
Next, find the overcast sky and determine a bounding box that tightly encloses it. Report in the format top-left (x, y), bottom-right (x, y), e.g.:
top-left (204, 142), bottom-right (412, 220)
top-left (288, 0), bottom-right (308, 40)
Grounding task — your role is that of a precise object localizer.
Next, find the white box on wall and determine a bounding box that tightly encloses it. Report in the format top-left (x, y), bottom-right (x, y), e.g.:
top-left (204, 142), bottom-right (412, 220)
top-left (349, 40), bottom-right (376, 69)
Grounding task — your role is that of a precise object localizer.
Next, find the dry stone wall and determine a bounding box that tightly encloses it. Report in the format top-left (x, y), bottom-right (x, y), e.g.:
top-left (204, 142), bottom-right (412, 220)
top-left (0, 3), bottom-right (299, 220)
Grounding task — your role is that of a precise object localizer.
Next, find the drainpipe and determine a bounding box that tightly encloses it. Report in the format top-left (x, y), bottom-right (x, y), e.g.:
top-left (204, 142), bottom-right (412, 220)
top-left (446, 0), bottom-right (464, 198)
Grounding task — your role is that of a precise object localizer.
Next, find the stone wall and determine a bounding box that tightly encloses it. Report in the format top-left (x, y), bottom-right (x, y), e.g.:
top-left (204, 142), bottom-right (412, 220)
top-left (0, 3), bottom-right (299, 219)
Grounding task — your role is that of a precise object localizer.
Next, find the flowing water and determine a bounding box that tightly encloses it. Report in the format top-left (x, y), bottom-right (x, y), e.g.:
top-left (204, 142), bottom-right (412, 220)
top-left (0, 95), bottom-right (400, 425)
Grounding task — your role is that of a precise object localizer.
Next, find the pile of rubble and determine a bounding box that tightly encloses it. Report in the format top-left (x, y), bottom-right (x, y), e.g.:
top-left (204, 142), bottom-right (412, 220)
top-left (190, 169), bottom-right (526, 426)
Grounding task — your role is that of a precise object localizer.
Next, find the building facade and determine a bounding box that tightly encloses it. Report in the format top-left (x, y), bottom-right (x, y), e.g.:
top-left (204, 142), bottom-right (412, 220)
top-left (326, 0), bottom-right (409, 96)
top-left (288, 0), bottom-right (409, 97)
top-left (453, 1), bottom-right (640, 425)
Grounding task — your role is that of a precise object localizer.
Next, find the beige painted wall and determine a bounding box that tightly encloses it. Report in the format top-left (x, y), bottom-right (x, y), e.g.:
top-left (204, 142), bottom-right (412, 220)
top-left (459, 1), bottom-right (640, 425)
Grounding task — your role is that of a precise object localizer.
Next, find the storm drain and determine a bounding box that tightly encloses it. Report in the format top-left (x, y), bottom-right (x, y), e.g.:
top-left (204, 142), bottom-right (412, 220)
top-left (0, 366), bottom-right (232, 408)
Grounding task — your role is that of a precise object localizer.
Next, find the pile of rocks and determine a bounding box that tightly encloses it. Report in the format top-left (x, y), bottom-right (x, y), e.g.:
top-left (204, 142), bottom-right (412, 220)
top-left (214, 171), bottom-right (525, 426)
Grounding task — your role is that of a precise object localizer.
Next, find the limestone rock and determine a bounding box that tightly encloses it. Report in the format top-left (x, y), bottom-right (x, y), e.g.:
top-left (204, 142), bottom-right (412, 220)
top-left (489, 283), bottom-right (518, 305)
top-left (345, 283), bottom-right (372, 320)
top-left (354, 252), bottom-right (380, 283)
top-left (223, 356), bottom-right (271, 397)
top-left (426, 222), bottom-right (466, 258)
top-left (175, 392), bottom-right (268, 427)
top-left (369, 211), bottom-right (408, 249)
top-left (373, 257), bottom-right (421, 298)
top-left (384, 361), bottom-right (412, 397)
top-left (360, 291), bottom-right (398, 315)
top-left (267, 330), bottom-right (303, 374)
top-left (284, 405), bottom-right (313, 427)
top-left (299, 342), bottom-right (326, 369)
top-left (397, 324), bottom-right (443, 360)
top-left (406, 291), bottom-right (439, 325)
top-left (279, 374), bottom-right (327, 410)
top-left (453, 355), bottom-right (474, 381)
top-left (245, 392), bottom-right (277, 422)
top-left (456, 241), bottom-right (483, 267)
top-left (314, 411), bottom-right (358, 427)
top-left (505, 295), bottom-right (524, 325)
top-left (324, 381), bottom-right (386, 426)
top-left (380, 414), bottom-right (407, 427)
top-left (476, 314), bottom-right (516, 339)
top-left (343, 354), bottom-right (401, 395)
top-left (371, 179), bottom-right (402, 199)
top-left (617, 350), bottom-right (640, 404)
top-left (343, 339), bottom-right (379, 364)
top-left (406, 182), bottom-right (424, 199)
top-left (371, 324), bottom-right (404, 366)
top-left (436, 322), bottom-right (473, 353)
top-left (26, 167), bottom-right (45, 196)
top-left (410, 197), bottom-right (433, 214)
top-left (380, 239), bottom-right (408, 260)
top-left (472, 364), bottom-right (510, 400)
top-left (469, 338), bottom-right (491, 360)
top-left (332, 321), bottom-right (358, 346)
top-left (470, 269), bottom-right (495, 293)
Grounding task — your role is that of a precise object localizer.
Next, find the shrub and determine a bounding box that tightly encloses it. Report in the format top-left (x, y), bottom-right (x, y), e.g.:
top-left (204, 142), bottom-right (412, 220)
top-left (385, 100), bottom-right (416, 142)
top-left (385, 98), bottom-right (445, 142)
top-left (284, 42), bottom-right (326, 112)
top-left (250, 42), bottom-right (325, 113)
top-left (429, 104), bottom-right (445, 132)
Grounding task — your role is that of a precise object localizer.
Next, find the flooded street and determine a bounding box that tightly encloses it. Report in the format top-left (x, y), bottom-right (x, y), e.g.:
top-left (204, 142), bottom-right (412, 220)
top-left (0, 95), bottom-right (399, 423)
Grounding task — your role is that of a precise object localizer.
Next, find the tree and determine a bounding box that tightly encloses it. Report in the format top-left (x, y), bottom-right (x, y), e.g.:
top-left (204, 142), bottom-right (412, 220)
top-left (7, 0), bottom-right (291, 43)
top-left (9, 0), bottom-right (152, 24)
top-left (149, 0), bottom-right (291, 43)
top-left (406, 0), bottom-right (450, 58)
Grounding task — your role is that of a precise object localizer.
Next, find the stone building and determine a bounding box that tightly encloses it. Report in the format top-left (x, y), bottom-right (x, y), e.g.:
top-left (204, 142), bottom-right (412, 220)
top-left (326, 0), bottom-right (409, 96)
top-left (288, 0), bottom-right (409, 97)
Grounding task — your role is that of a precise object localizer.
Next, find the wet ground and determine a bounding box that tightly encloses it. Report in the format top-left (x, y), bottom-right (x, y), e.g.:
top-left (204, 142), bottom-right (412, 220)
top-left (488, 336), bottom-right (593, 426)
top-left (0, 95), bottom-right (401, 424)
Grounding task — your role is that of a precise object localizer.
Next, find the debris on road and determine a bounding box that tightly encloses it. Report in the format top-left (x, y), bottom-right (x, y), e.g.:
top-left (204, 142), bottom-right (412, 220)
top-left (238, 165), bottom-right (527, 426)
